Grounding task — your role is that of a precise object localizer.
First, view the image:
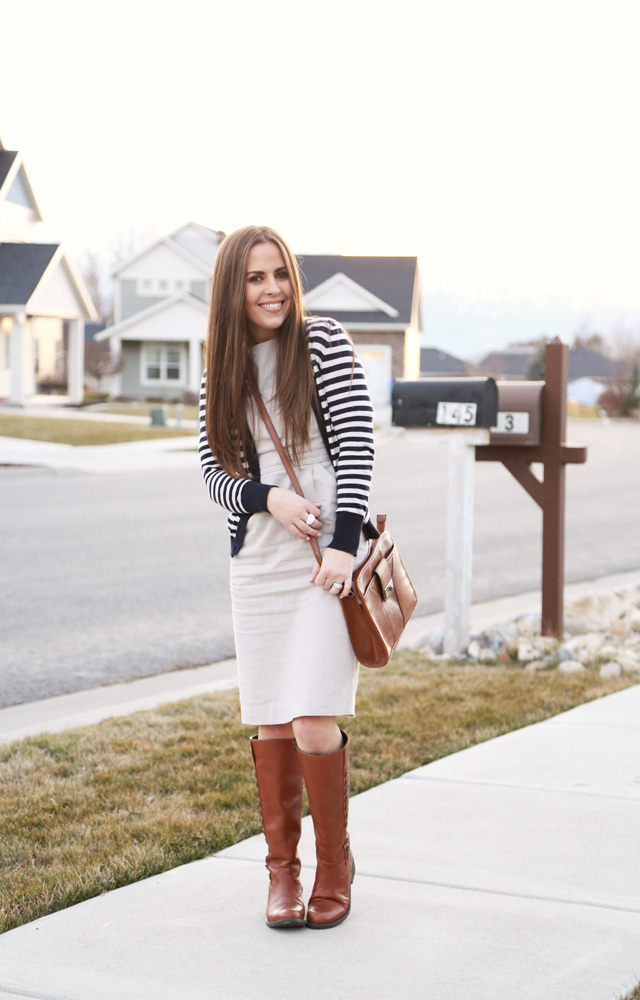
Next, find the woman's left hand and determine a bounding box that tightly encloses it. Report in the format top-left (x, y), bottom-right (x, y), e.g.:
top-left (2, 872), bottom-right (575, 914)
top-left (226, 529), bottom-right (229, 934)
top-left (310, 547), bottom-right (355, 598)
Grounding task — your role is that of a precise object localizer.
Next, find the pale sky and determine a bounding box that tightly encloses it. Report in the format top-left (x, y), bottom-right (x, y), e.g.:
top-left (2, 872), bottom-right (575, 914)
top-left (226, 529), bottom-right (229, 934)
top-left (4, 0), bottom-right (640, 350)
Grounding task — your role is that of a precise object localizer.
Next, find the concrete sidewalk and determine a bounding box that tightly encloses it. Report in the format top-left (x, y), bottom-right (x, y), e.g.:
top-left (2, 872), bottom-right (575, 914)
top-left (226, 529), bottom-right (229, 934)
top-left (0, 684), bottom-right (639, 998)
top-left (0, 432), bottom-right (199, 473)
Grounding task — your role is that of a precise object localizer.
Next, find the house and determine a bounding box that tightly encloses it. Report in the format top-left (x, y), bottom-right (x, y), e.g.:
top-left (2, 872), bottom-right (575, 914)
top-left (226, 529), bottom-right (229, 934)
top-left (477, 347), bottom-right (535, 379)
top-left (0, 135), bottom-right (96, 404)
top-left (300, 255), bottom-right (421, 384)
top-left (478, 344), bottom-right (619, 384)
top-left (95, 222), bottom-right (225, 399)
top-left (97, 235), bottom-right (422, 404)
top-left (567, 376), bottom-right (607, 406)
top-left (420, 347), bottom-right (468, 376)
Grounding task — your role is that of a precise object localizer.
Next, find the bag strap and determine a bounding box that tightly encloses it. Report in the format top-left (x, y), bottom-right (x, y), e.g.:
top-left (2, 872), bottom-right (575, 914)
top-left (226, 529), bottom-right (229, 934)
top-left (250, 383), bottom-right (324, 566)
top-left (249, 382), bottom-right (388, 562)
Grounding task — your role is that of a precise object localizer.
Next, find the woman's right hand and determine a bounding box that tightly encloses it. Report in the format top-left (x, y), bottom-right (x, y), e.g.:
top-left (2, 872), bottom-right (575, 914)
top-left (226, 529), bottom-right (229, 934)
top-left (266, 487), bottom-right (322, 541)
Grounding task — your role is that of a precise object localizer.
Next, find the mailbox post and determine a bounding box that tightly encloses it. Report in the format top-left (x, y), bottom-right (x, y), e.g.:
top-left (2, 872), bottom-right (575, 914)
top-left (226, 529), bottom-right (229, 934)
top-left (476, 338), bottom-right (587, 637)
top-left (392, 377), bottom-right (497, 654)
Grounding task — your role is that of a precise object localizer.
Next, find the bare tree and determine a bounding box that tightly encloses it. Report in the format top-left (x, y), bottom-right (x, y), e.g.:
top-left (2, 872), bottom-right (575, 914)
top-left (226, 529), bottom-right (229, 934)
top-left (84, 341), bottom-right (123, 395)
top-left (571, 320), bottom-right (607, 355)
top-left (610, 324), bottom-right (640, 367)
top-left (77, 249), bottom-right (114, 324)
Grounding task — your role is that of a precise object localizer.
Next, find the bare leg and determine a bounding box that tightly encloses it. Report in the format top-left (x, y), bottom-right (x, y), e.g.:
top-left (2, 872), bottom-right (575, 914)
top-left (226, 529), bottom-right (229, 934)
top-left (258, 721), bottom-right (294, 741)
top-left (292, 715), bottom-right (343, 755)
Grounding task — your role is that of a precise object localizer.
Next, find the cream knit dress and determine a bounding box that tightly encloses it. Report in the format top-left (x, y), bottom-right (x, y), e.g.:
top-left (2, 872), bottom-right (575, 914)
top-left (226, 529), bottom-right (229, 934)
top-left (229, 338), bottom-right (369, 725)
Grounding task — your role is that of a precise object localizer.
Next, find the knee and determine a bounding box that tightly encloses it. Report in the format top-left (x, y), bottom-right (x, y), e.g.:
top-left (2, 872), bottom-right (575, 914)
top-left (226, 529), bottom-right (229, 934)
top-left (257, 722), bottom-right (294, 741)
top-left (292, 716), bottom-right (342, 755)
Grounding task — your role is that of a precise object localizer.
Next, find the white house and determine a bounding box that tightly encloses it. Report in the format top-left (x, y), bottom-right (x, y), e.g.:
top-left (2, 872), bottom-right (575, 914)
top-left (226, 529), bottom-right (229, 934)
top-left (0, 135), bottom-right (96, 404)
top-left (96, 222), bottom-right (224, 399)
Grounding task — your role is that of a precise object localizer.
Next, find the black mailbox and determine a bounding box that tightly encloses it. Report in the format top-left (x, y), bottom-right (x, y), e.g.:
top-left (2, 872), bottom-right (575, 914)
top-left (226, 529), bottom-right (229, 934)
top-left (392, 377), bottom-right (498, 428)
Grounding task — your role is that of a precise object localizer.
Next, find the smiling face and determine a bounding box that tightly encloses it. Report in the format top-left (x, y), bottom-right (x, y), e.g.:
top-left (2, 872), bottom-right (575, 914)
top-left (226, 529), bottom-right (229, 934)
top-left (244, 241), bottom-right (293, 344)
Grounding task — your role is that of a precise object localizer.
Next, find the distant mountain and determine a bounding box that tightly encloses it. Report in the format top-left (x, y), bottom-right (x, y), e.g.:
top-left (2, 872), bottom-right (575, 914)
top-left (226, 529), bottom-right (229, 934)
top-left (421, 291), bottom-right (640, 360)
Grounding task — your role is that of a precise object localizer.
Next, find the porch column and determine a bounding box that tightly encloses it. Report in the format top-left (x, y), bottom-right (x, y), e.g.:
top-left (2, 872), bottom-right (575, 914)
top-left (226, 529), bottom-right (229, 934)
top-left (188, 339), bottom-right (203, 393)
top-left (67, 318), bottom-right (85, 404)
top-left (9, 312), bottom-right (28, 405)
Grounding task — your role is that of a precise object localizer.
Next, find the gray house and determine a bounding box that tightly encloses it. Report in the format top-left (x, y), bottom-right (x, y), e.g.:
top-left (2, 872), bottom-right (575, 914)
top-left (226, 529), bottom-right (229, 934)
top-left (96, 222), bottom-right (225, 399)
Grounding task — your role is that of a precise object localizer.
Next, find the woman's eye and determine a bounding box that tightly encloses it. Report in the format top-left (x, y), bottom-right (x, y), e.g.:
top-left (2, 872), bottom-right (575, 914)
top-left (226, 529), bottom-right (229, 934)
top-left (277, 272), bottom-right (289, 280)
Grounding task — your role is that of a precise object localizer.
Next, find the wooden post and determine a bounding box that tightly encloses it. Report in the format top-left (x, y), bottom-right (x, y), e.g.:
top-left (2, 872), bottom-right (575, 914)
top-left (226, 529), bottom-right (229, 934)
top-left (475, 337), bottom-right (587, 640)
top-left (541, 338), bottom-right (567, 637)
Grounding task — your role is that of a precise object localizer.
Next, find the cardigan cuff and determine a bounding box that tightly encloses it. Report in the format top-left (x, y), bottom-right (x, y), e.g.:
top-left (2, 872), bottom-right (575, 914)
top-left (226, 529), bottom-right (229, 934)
top-left (240, 480), bottom-right (275, 513)
top-left (329, 511), bottom-right (365, 556)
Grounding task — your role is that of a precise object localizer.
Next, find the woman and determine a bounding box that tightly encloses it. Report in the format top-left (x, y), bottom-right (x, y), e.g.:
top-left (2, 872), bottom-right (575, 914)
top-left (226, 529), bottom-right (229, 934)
top-left (198, 225), bottom-right (377, 930)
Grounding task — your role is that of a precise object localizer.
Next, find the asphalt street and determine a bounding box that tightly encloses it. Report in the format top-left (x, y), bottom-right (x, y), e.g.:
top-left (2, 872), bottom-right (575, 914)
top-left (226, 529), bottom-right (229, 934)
top-left (2, 419), bottom-right (639, 708)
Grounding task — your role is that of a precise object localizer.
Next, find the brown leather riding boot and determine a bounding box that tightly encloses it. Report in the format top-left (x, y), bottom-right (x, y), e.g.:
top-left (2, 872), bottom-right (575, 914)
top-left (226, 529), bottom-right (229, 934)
top-left (296, 730), bottom-right (355, 929)
top-left (250, 736), bottom-right (305, 928)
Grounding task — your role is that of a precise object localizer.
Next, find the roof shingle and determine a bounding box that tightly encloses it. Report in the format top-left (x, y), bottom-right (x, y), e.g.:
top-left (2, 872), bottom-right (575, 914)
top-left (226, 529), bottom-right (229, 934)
top-left (0, 243), bottom-right (59, 305)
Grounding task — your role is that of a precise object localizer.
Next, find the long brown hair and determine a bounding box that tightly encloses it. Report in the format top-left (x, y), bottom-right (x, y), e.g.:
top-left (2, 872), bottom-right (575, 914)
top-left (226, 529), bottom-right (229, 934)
top-left (204, 225), bottom-right (314, 477)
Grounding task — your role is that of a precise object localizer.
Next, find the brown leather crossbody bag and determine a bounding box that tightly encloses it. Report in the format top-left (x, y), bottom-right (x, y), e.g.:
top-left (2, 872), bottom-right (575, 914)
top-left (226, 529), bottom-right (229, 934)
top-left (250, 387), bottom-right (418, 668)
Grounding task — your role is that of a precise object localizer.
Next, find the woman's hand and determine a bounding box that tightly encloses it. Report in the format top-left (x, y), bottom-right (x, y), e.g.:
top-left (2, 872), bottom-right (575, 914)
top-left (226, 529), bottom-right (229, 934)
top-left (310, 547), bottom-right (355, 598)
top-left (266, 487), bottom-right (322, 541)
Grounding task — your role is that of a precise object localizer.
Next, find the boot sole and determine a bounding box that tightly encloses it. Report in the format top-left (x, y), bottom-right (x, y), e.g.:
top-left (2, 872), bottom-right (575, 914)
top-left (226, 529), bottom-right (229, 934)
top-left (305, 859), bottom-right (355, 930)
top-left (267, 917), bottom-right (306, 929)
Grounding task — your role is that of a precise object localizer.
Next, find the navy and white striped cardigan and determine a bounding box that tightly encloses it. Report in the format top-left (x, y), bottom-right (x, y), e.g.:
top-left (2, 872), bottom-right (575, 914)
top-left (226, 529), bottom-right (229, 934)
top-left (198, 317), bottom-right (377, 557)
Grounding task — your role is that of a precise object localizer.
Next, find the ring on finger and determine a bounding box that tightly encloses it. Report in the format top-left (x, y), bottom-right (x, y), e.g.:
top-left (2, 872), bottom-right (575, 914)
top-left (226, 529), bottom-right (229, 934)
top-left (305, 512), bottom-right (316, 526)
top-left (331, 581), bottom-right (342, 590)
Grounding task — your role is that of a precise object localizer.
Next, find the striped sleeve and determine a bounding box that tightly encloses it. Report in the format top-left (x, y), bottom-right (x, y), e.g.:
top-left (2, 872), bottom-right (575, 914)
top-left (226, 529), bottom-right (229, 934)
top-left (198, 371), bottom-right (273, 514)
top-left (309, 320), bottom-right (375, 554)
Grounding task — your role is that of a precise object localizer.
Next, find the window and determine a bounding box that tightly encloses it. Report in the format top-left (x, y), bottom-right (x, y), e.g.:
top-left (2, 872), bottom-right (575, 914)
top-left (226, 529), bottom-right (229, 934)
top-left (143, 345), bottom-right (184, 384)
top-left (137, 278), bottom-right (190, 297)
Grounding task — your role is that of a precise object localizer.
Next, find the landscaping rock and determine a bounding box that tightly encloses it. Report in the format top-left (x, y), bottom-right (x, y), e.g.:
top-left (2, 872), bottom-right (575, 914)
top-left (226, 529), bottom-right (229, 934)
top-left (525, 659), bottom-right (550, 672)
top-left (563, 612), bottom-right (599, 636)
top-left (626, 610), bottom-right (640, 632)
top-left (557, 645), bottom-right (576, 662)
top-left (478, 648), bottom-right (498, 664)
top-left (558, 660), bottom-right (587, 675)
top-left (599, 661), bottom-right (622, 679)
top-left (617, 651), bottom-right (640, 675)
top-left (516, 640), bottom-right (535, 662)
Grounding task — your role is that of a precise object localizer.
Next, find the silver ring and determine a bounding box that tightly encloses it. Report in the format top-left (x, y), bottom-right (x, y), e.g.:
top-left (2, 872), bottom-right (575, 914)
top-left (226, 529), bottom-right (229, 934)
top-left (305, 512), bottom-right (316, 526)
top-left (331, 581), bottom-right (342, 590)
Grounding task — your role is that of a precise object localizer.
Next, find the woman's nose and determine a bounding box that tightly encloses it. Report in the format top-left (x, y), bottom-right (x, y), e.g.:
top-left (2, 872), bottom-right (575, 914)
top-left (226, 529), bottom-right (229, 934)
top-left (264, 274), bottom-right (280, 294)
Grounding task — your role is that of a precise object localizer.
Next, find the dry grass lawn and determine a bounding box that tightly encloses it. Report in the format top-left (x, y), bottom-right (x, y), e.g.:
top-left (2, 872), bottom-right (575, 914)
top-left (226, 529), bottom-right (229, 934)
top-left (95, 403), bottom-right (199, 421)
top-left (0, 415), bottom-right (194, 446)
top-left (0, 650), bottom-right (633, 935)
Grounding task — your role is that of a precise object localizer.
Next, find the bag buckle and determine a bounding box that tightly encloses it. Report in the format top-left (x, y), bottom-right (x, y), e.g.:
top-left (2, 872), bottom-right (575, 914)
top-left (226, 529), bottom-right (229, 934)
top-left (384, 580), bottom-right (394, 598)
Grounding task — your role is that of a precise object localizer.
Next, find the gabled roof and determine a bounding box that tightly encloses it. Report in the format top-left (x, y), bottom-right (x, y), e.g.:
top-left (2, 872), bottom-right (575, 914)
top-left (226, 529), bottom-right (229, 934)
top-left (0, 150), bottom-right (18, 189)
top-left (0, 243), bottom-right (97, 319)
top-left (169, 220), bottom-right (226, 245)
top-left (299, 255), bottom-right (418, 327)
top-left (568, 347), bottom-right (616, 379)
top-left (112, 222), bottom-right (224, 277)
top-left (420, 347), bottom-right (469, 375)
top-left (478, 349), bottom-right (533, 377)
top-left (0, 148), bottom-right (43, 219)
top-left (0, 243), bottom-right (59, 304)
top-left (95, 292), bottom-right (208, 341)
